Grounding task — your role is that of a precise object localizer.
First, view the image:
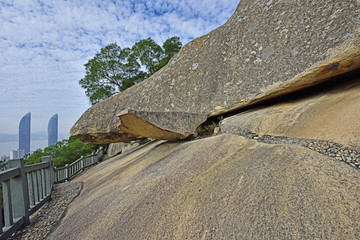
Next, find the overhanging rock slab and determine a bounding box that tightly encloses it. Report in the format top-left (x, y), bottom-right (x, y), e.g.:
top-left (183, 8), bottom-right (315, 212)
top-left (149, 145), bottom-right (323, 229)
top-left (118, 109), bottom-right (208, 140)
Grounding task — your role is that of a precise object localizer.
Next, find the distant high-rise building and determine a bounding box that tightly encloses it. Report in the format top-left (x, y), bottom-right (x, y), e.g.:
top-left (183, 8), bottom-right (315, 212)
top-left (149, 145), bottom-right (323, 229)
top-left (19, 112), bottom-right (31, 155)
top-left (10, 149), bottom-right (25, 159)
top-left (1, 155), bottom-right (10, 161)
top-left (48, 114), bottom-right (58, 146)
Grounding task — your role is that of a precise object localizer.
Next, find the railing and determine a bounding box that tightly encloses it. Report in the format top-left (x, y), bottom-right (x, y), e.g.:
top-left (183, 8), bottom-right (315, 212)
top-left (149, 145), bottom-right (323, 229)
top-left (0, 156), bottom-right (53, 239)
top-left (54, 147), bottom-right (103, 183)
top-left (0, 147), bottom-right (103, 239)
top-left (25, 157), bottom-right (54, 216)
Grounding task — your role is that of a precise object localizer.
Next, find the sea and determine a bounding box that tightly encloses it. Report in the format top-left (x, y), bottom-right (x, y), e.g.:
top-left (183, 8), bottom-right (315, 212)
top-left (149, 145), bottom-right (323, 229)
top-left (0, 140), bottom-right (48, 157)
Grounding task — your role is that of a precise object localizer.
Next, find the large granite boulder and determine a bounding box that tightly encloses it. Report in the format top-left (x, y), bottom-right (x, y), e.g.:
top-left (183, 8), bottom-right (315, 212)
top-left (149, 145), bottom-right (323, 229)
top-left (50, 134), bottom-right (360, 239)
top-left (71, 0), bottom-right (360, 144)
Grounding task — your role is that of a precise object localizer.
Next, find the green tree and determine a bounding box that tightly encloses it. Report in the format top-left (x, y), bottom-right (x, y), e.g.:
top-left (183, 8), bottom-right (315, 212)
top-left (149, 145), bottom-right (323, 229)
top-left (25, 148), bottom-right (46, 165)
top-left (25, 136), bottom-right (98, 167)
top-left (132, 37), bottom-right (164, 76)
top-left (160, 36), bottom-right (182, 68)
top-left (80, 37), bottom-right (182, 105)
top-left (79, 44), bottom-right (145, 104)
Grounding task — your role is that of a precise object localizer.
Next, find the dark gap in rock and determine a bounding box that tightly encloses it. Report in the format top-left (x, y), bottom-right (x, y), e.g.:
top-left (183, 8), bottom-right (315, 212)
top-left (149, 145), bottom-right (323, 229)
top-left (197, 116), bottom-right (223, 136)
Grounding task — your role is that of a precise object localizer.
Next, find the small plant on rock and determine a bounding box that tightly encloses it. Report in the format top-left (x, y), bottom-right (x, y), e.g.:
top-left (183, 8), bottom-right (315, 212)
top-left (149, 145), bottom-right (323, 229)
top-left (198, 116), bottom-right (223, 136)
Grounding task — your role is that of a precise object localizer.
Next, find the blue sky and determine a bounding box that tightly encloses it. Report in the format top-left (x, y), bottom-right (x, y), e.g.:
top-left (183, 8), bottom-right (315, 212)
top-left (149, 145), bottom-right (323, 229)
top-left (0, 0), bottom-right (238, 136)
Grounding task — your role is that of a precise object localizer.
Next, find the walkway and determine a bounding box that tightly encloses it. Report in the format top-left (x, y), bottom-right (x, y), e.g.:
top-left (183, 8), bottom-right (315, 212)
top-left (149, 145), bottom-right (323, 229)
top-left (9, 182), bottom-right (82, 239)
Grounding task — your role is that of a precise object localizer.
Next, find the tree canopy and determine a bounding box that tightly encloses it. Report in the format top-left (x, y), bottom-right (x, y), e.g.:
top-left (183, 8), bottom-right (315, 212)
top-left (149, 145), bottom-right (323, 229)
top-left (25, 136), bottom-right (99, 167)
top-left (80, 36), bottom-right (182, 105)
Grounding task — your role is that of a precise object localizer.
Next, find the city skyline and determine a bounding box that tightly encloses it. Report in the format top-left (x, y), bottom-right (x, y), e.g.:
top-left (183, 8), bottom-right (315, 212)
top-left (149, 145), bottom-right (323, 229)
top-left (10, 149), bottom-right (25, 160)
top-left (0, 113), bottom-right (63, 157)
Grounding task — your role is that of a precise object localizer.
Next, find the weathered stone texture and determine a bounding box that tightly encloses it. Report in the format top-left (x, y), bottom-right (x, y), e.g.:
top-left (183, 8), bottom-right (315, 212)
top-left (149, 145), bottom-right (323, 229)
top-left (71, 0), bottom-right (360, 144)
top-left (221, 76), bottom-right (360, 150)
top-left (50, 135), bottom-right (360, 239)
top-left (72, 131), bottom-right (142, 145)
top-left (107, 142), bottom-right (127, 158)
top-left (107, 141), bottom-right (143, 158)
top-left (118, 109), bottom-right (208, 140)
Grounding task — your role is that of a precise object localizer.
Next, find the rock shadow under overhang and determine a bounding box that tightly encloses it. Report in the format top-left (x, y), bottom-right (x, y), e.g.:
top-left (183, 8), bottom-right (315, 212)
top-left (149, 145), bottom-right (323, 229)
top-left (118, 109), bottom-right (208, 141)
top-left (72, 131), bottom-right (144, 145)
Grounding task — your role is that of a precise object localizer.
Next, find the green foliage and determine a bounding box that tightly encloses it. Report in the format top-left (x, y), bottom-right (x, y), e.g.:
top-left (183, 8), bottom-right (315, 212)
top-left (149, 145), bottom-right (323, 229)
top-left (25, 148), bottom-right (46, 165)
top-left (80, 37), bottom-right (182, 105)
top-left (132, 37), bottom-right (164, 75)
top-left (198, 116), bottom-right (223, 135)
top-left (0, 160), bottom-right (7, 171)
top-left (25, 136), bottom-right (98, 167)
top-left (79, 43), bottom-right (144, 105)
top-left (162, 36), bottom-right (182, 65)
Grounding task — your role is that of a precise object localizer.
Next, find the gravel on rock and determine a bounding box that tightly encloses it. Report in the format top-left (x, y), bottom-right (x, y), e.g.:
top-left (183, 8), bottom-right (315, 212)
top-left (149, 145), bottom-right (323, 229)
top-left (9, 181), bottom-right (83, 240)
top-left (231, 130), bottom-right (360, 170)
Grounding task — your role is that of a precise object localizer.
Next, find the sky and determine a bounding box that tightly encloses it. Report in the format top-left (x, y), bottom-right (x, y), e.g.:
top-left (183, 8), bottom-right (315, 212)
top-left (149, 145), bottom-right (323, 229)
top-left (0, 0), bottom-right (239, 137)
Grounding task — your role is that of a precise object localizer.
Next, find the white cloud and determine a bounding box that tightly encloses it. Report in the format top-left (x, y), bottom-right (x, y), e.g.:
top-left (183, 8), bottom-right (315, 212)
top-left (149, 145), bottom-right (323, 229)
top-left (0, 0), bottom-right (239, 141)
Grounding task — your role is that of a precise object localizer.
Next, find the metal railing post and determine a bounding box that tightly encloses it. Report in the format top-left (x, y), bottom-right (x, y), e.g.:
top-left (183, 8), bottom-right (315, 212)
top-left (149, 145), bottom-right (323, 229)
top-left (8, 158), bottom-right (30, 226)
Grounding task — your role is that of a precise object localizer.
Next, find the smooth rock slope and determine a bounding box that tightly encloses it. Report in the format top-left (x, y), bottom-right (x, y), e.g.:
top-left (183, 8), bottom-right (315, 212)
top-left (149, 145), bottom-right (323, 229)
top-left (71, 0), bottom-right (360, 144)
top-left (50, 134), bottom-right (360, 239)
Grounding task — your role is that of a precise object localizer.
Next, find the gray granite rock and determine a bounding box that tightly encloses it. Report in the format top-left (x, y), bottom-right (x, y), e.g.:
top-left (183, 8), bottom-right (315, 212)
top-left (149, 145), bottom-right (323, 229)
top-left (118, 109), bottom-right (208, 140)
top-left (107, 142), bottom-right (127, 158)
top-left (71, 0), bottom-right (360, 144)
top-left (50, 135), bottom-right (360, 239)
top-left (220, 77), bottom-right (360, 150)
top-left (107, 140), bottom-right (148, 158)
